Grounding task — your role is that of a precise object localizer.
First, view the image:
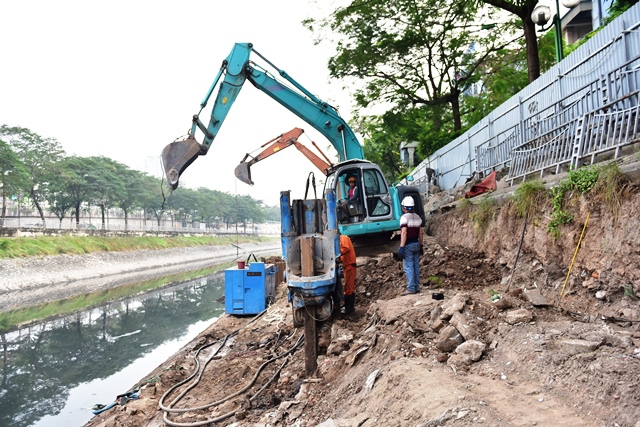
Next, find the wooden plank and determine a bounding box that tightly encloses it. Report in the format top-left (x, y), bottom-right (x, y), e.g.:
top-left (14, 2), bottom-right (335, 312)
top-left (300, 236), bottom-right (314, 277)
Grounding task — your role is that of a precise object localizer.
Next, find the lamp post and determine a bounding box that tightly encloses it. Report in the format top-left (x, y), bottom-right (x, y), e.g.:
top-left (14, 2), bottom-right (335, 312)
top-left (532, 0), bottom-right (581, 63)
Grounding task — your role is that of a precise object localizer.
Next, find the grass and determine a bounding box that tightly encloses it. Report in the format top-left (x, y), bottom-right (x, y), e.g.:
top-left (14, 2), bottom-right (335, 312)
top-left (427, 276), bottom-right (443, 287)
top-left (0, 263), bottom-right (234, 332)
top-left (469, 197), bottom-right (497, 237)
top-left (590, 162), bottom-right (629, 223)
top-left (511, 179), bottom-right (547, 218)
top-left (0, 235), bottom-right (277, 260)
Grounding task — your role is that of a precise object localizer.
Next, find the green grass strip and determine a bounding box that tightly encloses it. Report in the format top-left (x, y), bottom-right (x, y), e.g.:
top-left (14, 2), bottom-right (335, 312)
top-left (0, 235), bottom-right (277, 259)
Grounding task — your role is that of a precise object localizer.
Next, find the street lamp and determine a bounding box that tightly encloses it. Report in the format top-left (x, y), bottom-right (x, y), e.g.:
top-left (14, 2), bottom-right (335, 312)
top-left (531, 0), bottom-right (581, 63)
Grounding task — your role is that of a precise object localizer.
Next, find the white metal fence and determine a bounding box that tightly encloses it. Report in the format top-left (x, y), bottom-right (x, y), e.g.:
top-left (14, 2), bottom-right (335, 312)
top-left (408, 2), bottom-right (640, 193)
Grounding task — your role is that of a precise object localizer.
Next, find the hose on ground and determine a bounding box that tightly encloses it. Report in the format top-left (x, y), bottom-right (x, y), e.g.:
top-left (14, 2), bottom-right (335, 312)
top-left (158, 309), bottom-right (304, 427)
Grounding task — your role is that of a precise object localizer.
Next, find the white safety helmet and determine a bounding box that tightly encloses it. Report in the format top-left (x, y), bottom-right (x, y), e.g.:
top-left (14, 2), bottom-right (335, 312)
top-left (402, 196), bottom-right (415, 208)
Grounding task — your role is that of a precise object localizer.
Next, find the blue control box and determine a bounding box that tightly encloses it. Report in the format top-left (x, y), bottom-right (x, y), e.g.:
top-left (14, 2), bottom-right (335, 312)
top-left (225, 262), bottom-right (277, 315)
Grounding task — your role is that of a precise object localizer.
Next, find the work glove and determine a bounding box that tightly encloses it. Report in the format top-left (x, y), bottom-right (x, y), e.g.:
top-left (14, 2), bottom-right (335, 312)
top-left (419, 244), bottom-right (424, 256)
top-left (398, 246), bottom-right (406, 258)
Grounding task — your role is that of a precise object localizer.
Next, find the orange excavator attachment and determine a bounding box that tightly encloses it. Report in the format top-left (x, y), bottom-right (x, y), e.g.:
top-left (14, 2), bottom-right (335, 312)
top-left (161, 136), bottom-right (207, 190)
top-left (234, 128), bottom-right (333, 186)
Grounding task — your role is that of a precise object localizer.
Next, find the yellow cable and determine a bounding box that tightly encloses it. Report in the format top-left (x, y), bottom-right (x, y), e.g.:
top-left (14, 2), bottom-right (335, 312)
top-left (560, 212), bottom-right (591, 298)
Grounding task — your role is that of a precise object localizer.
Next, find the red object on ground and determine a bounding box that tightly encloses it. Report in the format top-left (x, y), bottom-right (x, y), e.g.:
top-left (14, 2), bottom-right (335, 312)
top-left (465, 171), bottom-right (497, 198)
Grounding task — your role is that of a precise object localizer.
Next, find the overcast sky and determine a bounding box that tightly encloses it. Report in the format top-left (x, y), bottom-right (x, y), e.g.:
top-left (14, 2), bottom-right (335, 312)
top-left (0, 0), bottom-right (354, 207)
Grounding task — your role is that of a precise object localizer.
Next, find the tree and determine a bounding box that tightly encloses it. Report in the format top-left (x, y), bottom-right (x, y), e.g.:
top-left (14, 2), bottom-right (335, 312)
top-left (89, 157), bottom-right (127, 230)
top-left (479, 0), bottom-right (546, 82)
top-left (138, 174), bottom-right (166, 227)
top-left (0, 140), bottom-right (29, 222)
top-left (0, 125), bottom-right (65, 226)
top-left (306, 0), bottom-right (516, 131)
top-left (117, 168), bottom-right (150, 231)
top-left (51, 156), bottom-right (104, 226)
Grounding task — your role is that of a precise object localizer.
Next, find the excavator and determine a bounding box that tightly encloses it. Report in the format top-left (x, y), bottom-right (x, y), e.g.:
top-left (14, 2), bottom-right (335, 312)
top-left (161, 42), bottom-right (423, 239)
top-left (161, 43), bottom-right (423, 374)
top-left (235, 127), bottom-right (333, 185)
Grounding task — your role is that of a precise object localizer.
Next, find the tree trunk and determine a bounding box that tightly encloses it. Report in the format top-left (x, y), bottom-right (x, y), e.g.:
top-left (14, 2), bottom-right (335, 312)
top-left (523, 13), bottom-right (541, 82)
top-left (75, 203), bottom-right (81, 226)
top-left (1, 192), bottom-right (6, 223)
top-left (450, 92), bottom-right (462, 131)
top-left (30, 187), bottom-right (46, 227)
top-left (101, 204), bottom-right (106, 230)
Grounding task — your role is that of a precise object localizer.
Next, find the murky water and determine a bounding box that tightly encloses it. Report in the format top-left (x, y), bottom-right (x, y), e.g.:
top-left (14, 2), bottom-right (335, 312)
top-left (0, 273), bottom-right (226, 427)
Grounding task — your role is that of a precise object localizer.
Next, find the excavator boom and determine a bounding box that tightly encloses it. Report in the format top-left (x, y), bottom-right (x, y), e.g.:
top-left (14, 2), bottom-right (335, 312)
top-left (234, 128), bottom-right (333, 185)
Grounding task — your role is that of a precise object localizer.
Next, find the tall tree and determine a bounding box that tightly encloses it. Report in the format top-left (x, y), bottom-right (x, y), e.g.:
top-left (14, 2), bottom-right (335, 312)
top-left (118, 169), bottom-right (151, 231)
top-left (306, 0), bottom-right (516, 131)
top-left (479, 0), bottom-right (544, 82)
top-left (0, 140), bottom-right (29, 222)
top-left (89, 157), bottom-right (127, 230)
top-left (52, 156), bottom-right (103, 226)
top-left (0, 125), bottom-right (65, 226)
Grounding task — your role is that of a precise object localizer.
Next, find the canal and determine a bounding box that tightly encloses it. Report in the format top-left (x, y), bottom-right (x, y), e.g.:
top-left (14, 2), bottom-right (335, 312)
top-left (0, 272), bottom-right (226, 427)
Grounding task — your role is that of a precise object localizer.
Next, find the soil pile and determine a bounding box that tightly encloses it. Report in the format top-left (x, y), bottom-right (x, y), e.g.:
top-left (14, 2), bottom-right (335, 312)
top-left (84, 159), bottom-right (640, 427)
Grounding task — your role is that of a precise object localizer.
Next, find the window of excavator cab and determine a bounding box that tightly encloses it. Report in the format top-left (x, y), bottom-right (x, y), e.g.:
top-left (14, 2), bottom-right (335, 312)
top-left (363, 169), bottom-right (387, 195)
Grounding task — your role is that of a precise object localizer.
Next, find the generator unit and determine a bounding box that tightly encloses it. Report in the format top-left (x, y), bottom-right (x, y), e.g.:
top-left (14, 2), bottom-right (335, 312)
top-left (224, 261), bottom-right (277, 315)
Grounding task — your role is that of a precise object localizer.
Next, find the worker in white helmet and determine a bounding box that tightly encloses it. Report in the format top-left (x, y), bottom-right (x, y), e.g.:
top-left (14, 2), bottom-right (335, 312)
top-left (398, 196), bottom-right (423, 295)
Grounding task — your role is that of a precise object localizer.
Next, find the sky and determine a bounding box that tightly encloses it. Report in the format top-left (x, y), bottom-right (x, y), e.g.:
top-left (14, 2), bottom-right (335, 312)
top-left (0, 0), bottom-right (353, 207)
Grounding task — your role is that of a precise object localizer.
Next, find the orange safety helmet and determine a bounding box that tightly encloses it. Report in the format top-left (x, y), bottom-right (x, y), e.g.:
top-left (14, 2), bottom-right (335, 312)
top-left (348, 176), bottom-right (356, 183)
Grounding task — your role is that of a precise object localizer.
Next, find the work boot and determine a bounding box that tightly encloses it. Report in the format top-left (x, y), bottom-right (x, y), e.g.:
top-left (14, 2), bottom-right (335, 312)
top-left (341, 294), bottom-right (355, 315)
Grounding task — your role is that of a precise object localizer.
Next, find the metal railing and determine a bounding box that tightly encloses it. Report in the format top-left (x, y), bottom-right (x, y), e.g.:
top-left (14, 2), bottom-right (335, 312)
top-left (0, 217), bottom-right (281, 235)
top-left (407, 3), bottom-right (640, 192)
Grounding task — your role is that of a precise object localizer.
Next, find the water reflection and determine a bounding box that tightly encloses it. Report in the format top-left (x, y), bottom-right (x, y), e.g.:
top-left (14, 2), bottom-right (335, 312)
top-left (0, 272), bottom-right (225, 427)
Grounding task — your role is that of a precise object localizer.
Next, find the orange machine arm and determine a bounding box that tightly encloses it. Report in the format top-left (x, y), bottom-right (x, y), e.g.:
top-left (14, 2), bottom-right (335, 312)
top-left (234, 127), bottom-right (334, 185)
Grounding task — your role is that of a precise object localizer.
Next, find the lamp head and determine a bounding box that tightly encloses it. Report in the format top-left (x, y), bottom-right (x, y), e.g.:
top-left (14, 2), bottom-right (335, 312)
top-left (562, 0), bottom-right (580, 7)
top-left (531, 3), bottom-right (551, 25)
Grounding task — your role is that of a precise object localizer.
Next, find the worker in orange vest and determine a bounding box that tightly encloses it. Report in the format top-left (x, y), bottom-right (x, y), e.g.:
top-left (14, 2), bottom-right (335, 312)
top-left (339, 234), bottom-right (357, 315)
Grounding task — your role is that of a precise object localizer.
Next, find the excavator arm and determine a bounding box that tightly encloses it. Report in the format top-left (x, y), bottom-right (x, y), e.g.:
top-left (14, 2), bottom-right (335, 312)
top-left (234, 127), bottom-right (334, 185)
top-left (162, 42), bottom-right (363, 190)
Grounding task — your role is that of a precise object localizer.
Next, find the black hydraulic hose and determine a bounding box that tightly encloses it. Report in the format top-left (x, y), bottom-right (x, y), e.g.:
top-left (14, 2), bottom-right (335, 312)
top-left (159, 309), bottom-right (267, 412)
top-left (159, 308), bottom-right (304, 427)
top-left (162, 334), bottom-right (304, 427)
top-left (505, 211), bottom-right (528, 292)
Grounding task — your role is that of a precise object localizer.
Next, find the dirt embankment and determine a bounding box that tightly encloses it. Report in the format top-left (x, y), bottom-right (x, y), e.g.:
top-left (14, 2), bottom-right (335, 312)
top-left (81, 161), bottom-right (640, 427)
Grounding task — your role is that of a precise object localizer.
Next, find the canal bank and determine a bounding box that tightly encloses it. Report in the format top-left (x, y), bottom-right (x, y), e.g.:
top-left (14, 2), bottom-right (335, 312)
top-left (0, 240), bottom-right (281, 313)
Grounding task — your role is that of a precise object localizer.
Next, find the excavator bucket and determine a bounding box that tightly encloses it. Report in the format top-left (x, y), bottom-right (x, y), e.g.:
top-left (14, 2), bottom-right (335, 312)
top-left (234, 161), bottom-right (254, 186)
top-left (161, 136), bottom-right (205, 190)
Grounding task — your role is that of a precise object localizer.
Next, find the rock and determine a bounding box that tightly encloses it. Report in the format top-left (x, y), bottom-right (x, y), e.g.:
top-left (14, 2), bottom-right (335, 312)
top-left (524, 289), bottom-right (550, 306)
top-left (494, 296), bottom-right (515, 310)
top-left (435, 325), bottom-right (465, 352)
top-left (595, 290), bottom-right (607, 300)
top-left (454, 340), bottom-right (486, 363)
top-left (449, 312), bottom-right (480, 341)
top-left (558, 339), bottom-right (602, 355)
top-left (440, 293), bottom-right (468, 320)
top-left (431, 318), bottom-right (446, 332)
top-left (504, 308), bottom-right (533, 325)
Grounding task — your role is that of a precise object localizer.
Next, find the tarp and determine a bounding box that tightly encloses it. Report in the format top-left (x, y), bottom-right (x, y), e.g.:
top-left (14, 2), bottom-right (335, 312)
top-left (465, 171), bottom-right (497, 198)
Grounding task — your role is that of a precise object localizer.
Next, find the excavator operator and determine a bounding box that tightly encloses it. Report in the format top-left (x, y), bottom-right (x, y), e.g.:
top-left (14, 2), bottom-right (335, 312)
top-left (338, 176), bottom-right (360, 224)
